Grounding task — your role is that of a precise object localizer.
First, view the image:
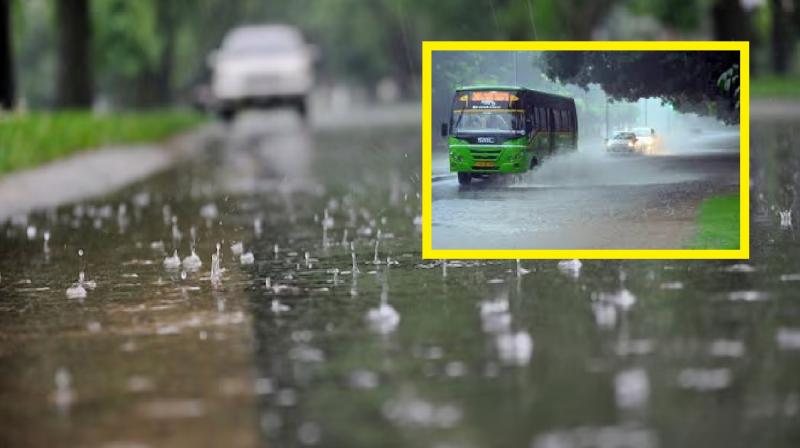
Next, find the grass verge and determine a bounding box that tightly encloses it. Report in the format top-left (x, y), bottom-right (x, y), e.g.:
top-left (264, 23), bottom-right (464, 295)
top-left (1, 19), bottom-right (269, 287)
top-left (751, 76), bottom-right (800, 99)
top-left (0, 110), bottom-right (205, 174)
top-left (689, 193), bottom-right (740, 250)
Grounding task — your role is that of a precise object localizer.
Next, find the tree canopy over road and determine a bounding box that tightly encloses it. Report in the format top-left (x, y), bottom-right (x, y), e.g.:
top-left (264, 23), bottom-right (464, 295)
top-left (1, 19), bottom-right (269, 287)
top-left (0, 0), bottom-right (798, 111)
top-left (542, 51), bottom-right (741, 123)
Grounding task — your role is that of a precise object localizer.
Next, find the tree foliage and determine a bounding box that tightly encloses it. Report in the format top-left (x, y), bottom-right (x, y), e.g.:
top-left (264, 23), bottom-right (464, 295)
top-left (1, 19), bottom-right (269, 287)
top-left (542, 51), bottom-right (740, 123)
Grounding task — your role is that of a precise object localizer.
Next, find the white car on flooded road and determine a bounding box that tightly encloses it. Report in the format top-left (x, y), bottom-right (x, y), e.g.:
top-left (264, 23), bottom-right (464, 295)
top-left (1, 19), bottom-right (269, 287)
top-left (632, 127), bottom-right (659, 154)
top-left (209, 25), bottom-right (316, 121)
top-left (605, 131), bottom-right (638, 153)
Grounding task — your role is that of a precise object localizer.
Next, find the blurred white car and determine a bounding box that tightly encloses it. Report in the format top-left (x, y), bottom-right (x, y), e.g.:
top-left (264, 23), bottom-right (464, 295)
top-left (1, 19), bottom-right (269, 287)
top-left (632, 127), bottom-right (659, 154)
top-left (606, 131), bottom-right (638, 153)
top-left (209, 25), bottom-right (316, 121)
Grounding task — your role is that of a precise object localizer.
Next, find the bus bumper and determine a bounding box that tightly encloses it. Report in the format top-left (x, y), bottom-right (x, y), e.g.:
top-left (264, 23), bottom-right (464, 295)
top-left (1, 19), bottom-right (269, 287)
top-left (448, 146), bottom-right (529, 174)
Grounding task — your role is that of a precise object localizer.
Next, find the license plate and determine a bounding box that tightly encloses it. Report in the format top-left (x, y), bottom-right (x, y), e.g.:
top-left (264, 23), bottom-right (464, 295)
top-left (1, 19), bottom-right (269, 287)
top-left (474, 161), bottom-right (495, 168)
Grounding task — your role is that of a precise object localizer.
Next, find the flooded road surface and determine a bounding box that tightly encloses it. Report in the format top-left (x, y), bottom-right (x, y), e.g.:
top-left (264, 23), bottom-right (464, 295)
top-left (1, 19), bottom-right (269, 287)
top-left (2, 112), bottom-right (800, 448)
top-left (431, 130), bottom-right (740, 249)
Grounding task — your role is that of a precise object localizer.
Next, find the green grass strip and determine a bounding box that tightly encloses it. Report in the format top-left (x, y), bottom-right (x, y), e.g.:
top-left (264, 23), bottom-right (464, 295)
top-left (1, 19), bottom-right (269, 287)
top-left (0, 110), bottom-right (205, 174)
top-left (751, 76), bottom-right (800, 99)
top-left (689, 193), bottom-right (740, 250)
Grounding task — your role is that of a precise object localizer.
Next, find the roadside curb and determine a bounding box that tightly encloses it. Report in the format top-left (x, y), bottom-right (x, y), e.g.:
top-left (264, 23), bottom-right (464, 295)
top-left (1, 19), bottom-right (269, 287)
top-left (0, 124), bottom-right (220, 222)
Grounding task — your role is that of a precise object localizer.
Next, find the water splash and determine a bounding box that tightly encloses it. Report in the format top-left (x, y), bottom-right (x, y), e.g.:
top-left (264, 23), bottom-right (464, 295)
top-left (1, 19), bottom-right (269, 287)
top-left (65, 281), bottom-right (87, 299)
top-left (322, 209), bottom-right (334, 248)
top-left (210, 243), bottom-right (222, 286)
top-left (557, 259), bottom-right (582, 278)
top-left (350, 242), bottom-right (360, 274)
top-left (230, 241), bottom-right (244, 256)
top-left (271, 299), bottom-right (290, 313)
top-left (373, 229), bottom-right (382, 264)
top-left (365, 272), bottom-right (400, 334)
top-left (163, 250), bottom-right (181, 270)
top-left (171, 216), bottom-right (182, 245)
top-left (200, 202), bottom-right (219, 220)
top-left (331, 268), bottom-right (340, 286)
top-left (66, 249), bottom-right (93, 298)
top-left (254, 217), bottom-right (263, 237)
top-left (182, 249), bottom-right (202, 271)
top-left (43, 230), bottom-right (51, 254)
top-left (240, 251), bottom-right (255, 265)
top-left (495, 331), bottom-right (533, 366)
top-left (615, 368), bottom-right (650, 409)
top-left (779, 209), bottom-right (792, 228)
top-left (516, 259), bottom-right (530, 276)
top-left (52, 367), bottom-right (75, 413)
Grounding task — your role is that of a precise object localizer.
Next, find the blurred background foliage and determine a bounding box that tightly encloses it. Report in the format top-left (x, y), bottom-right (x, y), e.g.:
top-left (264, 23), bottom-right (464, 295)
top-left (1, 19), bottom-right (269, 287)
top-left (2, 0), bottom-right (799, 111)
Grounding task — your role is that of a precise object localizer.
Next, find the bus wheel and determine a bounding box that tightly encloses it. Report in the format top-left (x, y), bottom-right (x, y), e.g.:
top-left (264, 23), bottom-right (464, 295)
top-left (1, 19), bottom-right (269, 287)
top-left (457, 173), bottom-right (472, 185)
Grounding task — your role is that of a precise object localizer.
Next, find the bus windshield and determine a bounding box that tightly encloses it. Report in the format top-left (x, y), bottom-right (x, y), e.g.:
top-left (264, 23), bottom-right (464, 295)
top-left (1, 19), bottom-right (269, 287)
top-left (452, 110), bottom-right (524, 133)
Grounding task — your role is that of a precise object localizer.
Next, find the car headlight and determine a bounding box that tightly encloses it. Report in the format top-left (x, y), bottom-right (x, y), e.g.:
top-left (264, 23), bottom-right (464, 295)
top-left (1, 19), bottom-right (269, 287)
top-left (628, 141), bottom-right (634, 147)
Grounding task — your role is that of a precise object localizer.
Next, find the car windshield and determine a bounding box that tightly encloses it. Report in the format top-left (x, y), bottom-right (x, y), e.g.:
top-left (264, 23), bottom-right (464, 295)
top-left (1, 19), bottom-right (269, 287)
top-left (452, 110), bottom-right (524, 133)
top-left (223, 29), bottom-right (303, 54)
top-left (613, 132), bottom-right (636, 140)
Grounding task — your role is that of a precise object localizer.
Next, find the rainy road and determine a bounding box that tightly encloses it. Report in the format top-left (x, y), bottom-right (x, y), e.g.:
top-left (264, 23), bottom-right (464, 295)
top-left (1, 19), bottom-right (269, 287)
top-left (432, 131), bottom-right (740, 250)
top-left (2, 108), bottom-right (800, 448)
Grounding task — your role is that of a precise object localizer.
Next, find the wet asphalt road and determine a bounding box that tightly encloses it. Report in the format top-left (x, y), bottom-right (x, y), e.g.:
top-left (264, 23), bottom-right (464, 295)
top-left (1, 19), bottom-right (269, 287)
top-left (432, 131), bottom-right (740, 249)
top-left (1, 109), bottom-right (800, 448)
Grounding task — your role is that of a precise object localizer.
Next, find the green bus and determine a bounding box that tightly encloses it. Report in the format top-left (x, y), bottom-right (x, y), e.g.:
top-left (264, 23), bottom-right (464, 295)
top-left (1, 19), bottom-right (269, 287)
top-left (440, 86), bottom-right (578, 185)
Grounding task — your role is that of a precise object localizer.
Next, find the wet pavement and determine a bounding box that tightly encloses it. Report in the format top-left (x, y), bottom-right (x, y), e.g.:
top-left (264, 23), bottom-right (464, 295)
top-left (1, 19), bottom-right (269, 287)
top-left (1, 110), bottom-right (800, 448)
top-left (432, 131), bottom-right (740, 249)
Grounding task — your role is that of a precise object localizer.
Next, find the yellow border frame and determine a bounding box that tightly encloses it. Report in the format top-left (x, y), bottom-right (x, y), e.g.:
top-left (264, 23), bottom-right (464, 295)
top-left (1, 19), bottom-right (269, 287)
top-left (421, 41), bottom-right (749, 260)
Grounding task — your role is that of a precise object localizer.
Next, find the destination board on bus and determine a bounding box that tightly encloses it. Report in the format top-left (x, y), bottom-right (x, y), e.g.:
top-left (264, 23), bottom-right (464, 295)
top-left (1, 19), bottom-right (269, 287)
top-left (457, 91), bottom-right (519, 110)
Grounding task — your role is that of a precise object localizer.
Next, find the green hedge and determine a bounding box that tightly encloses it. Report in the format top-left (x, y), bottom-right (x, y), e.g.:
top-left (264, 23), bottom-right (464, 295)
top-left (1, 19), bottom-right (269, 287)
top-left (0, 111), bottom-right (204, 174)
top-left (751, 77), bottom-right (800, 99)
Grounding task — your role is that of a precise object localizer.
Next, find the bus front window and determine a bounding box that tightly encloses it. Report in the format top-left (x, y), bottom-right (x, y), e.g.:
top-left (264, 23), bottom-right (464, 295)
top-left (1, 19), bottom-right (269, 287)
top-left (453, 110), bottom-right (524, 133)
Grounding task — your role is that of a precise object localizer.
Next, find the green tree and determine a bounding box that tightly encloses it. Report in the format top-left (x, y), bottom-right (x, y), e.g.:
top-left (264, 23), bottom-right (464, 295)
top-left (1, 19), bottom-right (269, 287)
top-left (542, 51), bottom-right (740, 123)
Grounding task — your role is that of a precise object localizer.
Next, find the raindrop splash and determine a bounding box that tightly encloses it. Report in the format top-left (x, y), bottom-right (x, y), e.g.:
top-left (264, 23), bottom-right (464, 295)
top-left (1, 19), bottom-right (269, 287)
top-left (163, 250), bottom-right (181, 270)
top-left (779, 209), bottom-right (792, 228)
top-left (557, 259), bottom-right (582, 278)
top-left (182, 249), bottom-right (202, 271)
top-left (350, 242), bottom-right (360, 274)
top-left (365, 272), bottom-right (400, 334)
top-left (211, 243), bottom-right (222, 286)
top-left (516, 259), bottom-right (530, 276)
top-left (240, 251), bottom-right (255, 265)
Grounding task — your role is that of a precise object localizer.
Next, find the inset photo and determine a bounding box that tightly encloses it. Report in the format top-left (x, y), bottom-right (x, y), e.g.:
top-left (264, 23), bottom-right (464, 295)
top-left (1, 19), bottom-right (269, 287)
top-left (422, 42), bottom-right (748, 259)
